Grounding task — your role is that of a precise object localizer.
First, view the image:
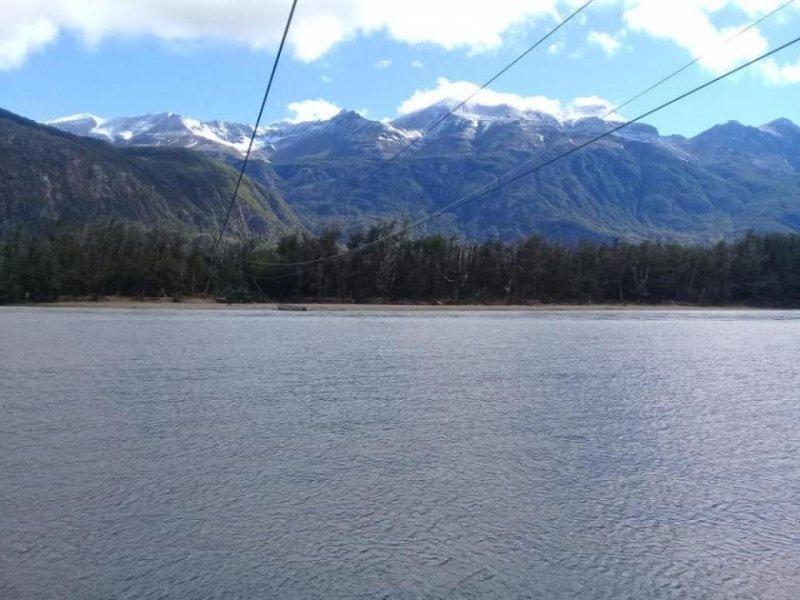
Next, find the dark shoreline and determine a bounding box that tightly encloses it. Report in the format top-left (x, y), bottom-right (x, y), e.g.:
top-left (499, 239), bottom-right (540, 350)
top-left (4, 298), bottom-right (795, 312)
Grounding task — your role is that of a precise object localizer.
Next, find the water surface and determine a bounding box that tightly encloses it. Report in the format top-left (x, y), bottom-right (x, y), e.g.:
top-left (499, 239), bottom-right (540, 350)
top-left (2, 308), bottom-right (799, 598)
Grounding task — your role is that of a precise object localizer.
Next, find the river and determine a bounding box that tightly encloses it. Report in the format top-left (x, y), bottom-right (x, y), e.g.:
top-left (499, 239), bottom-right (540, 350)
top-left (1, 308), bottom-right (799, 598)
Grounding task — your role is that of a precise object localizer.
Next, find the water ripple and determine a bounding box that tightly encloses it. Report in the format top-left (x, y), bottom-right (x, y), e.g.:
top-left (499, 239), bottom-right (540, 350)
top-left (1, 308), bottom-right (799, 598)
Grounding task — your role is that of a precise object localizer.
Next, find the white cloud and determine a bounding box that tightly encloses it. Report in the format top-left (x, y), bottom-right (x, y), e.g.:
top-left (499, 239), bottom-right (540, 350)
top-left (399, 78), bottom-right (560, 116)
top-left (411, 59), bottom-right (425, 69)
top-left (621, 0), bottom-right (789, 75)
top-left (0, 0), bottom-right (566, 70)
top-left (285, 99), bottom-right (341, 123)
top-left (3, 0), bottom-right (797, 91)
top-left (321, 74), bottom-right (333, 84)
top-left (290, 13), bottom-right (347, 61)
top-left (587, 31), bottom-right (622, 56)
top-left (397, 77), bottom-right (622, 121)
top-left (0, 17), bottom-right (58, 70)
top-left (363, 0), bottom-right (562, 52)
top-left (374, 58), bottom-right (392, 69)
top-left (734, 0), bottom-right (795, 17)
top-left (547, 40), bottom-right (565, 55)
top-left (760, 58), bottom-right (800, 84)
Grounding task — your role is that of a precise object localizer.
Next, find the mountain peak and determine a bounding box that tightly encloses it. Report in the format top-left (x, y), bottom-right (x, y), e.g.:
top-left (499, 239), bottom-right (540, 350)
top-left (391, 99), bottom-right (566, 135)
top-left (760, 117), bottom-right (799, 137)
top-left (330, 109), bottom-right (369, 123)
top-left (446, 100), bottom-right (559, 124)
top-left (766, 117), bottom-right (796, 127)
top-left (394, 98), bottom-right (629, 131)
top-left (13, 104), bottom-right (800, 244)
top-left (692, 120), bottom-right (748, 140)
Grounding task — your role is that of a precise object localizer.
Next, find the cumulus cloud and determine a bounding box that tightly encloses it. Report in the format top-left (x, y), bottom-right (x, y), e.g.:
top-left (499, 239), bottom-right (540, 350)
top-left (411, 59), bottom-right (425, 69)
top-left (374, 58), bottom-right (392, 69)
top-left (397, 77), bottom-right (622, 121)
top-left (760, 58), bottom-right (800, 84)
top-left (0, 0), bottom-right (566, 70)
top-left (3, 0), bottom-right (797, 89)
top-left (621, 0), bottom-right (792, 75)
top-left (285, 99), bottom-right (341, 123)
top-left (398, 78), bottom-right (561, 116)
top-left (733, 0), bottom-right (795, 17)
top-left (0, 17), bottom-right (58, 70)
top-left (587, 31), bottom-right (622, 56)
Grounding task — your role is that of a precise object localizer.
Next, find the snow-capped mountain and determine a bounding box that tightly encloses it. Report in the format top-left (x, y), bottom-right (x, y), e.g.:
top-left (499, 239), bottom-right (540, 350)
top-left (46, 113), bottom-right (107, 137)
top-left (46, 110), bottom-right (420, 161)
top-left (391, 99), bottom-right (563, 132)
top-left (391, 99), bottom-right (660, 150)
top-left (47, 100), bottom-right (645, 164)
top-left (47, 112), bottom-right (262, 155)
top-left (43, 100), bottom-right (741, 165)
top-left (39, 101), bottom-right (800, 243)
top-left (2, 108), bottom-right (302, 239)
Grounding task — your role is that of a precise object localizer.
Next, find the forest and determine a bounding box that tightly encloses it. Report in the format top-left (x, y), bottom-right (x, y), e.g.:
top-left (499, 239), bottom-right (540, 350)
top-left (2, 222), bottom-right (800, 307)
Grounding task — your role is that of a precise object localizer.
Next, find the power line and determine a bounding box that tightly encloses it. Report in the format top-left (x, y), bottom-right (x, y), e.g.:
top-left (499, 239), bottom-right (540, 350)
top-left (465, 0), bottom-right (795, 196)
top-left (211, 0), bottom-right (299, 259)
top-left (325, 1), bottom-right (595, 211)
top-left (411, 0), bottom-right (794, 200)
top-left (601, 0), bottom-right (795, 120)
top-left (384, 34), bottom-right (800, 241)
top-left (247, 33), bottom-right (800, 278)
top-left (241, 0), bottom-right (593, 270)
top-left (246, 0), bottom-right (790, 272)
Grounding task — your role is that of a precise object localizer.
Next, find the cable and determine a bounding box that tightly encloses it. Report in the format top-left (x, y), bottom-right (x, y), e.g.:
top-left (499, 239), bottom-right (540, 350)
top-left (403, 34), bottom-right (800, 234)
top-left (600, 0), bottom-right (795, 120)
top-left (474, 0), bottom-right (794, 196)
top-left (248, 0), bottom-right (790, 271)
top-left (324, 1), bottom-right (595, 211)
top-left (442, 0), bottom-right (794, 203)
top-left (247, 33), bottom-right (800, 278)
top-left (211, 0), bottom-right (299, 258)
top-left (244, 0), bottom-right (593, 269)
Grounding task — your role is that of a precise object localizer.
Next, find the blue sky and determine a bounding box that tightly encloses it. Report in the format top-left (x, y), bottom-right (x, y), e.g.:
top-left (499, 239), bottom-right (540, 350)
top-left (1, 0), bottom-right (799, 137)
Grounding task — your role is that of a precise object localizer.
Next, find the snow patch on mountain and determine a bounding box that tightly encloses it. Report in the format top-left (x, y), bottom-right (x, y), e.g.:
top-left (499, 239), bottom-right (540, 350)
top-left (46, 113), bottom-right (105, 126)
top-left (179, 116), bottom-right (255, 154)
top-left (46, 112), bottom-right (268, 156)
top-left (42, 99), bottom-right (673, 164)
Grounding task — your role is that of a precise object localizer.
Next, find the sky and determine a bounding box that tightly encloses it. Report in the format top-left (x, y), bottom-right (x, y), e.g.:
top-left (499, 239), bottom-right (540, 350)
top-left (1, 0), bottom-right (799, 137)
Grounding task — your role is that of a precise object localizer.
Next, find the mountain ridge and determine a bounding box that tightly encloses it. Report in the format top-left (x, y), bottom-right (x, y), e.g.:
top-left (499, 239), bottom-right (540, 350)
top-left (1, 108), bottom-right (303, 238)
top-left (31, 104), bottom-right (800, 242)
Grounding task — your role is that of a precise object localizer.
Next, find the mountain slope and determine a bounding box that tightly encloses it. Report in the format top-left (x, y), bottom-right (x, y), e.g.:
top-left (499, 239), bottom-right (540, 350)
top-left (1, 109), bottom-right (302, 238)
top-left (266, 106), bottom-right (800, 242)
top-left (43, 104), bottom-right (800, 243)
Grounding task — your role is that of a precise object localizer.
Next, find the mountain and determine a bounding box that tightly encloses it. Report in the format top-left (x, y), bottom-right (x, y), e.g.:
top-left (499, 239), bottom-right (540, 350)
top-left (45, 110), bottom-right (418, 161)
top-left (41, 103), bottom-right (800, 242)
top-left (47, 112), bottom-right (261, 157)
top-left (1, 109), bottom-right (302, 238)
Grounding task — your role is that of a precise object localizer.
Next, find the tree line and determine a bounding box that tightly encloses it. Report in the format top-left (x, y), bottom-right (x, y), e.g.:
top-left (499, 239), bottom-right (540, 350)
top-left (2, 222), bottom-right (800, 306)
